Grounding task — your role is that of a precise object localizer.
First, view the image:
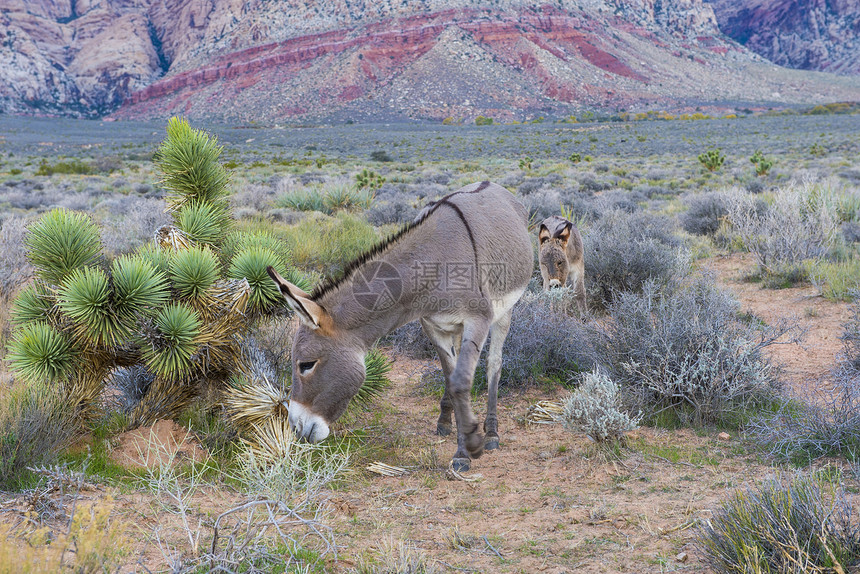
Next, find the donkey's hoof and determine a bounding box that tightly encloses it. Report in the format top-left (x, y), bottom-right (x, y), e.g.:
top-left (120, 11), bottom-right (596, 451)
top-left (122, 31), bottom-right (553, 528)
top-left (435, 423), bottom-right (452, 436)
top-left (451, 458), bottom-right (471, 473)
top-left (466, 433), bottom-right (484, 459)
top-left (485, 436), bottom-right (500, 451)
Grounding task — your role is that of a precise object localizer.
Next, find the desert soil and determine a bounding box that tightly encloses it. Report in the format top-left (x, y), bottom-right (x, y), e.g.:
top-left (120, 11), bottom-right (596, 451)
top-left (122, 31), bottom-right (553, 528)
top-left (1, 253), bottom-right (855, 573)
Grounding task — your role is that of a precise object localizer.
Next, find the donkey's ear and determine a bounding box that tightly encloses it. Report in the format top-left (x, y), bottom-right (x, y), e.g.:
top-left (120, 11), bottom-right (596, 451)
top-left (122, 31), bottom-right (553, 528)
top-left (267, 266), bottom-right (328, 330)
top-left (538, 224), bottom-right (551, 245)
top-left (557, 222), bottom-right (572, 246)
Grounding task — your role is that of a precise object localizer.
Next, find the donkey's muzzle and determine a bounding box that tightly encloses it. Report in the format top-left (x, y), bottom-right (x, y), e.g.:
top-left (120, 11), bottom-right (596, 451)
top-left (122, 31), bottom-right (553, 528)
top-left (287, 401), bottom-right (331, 443)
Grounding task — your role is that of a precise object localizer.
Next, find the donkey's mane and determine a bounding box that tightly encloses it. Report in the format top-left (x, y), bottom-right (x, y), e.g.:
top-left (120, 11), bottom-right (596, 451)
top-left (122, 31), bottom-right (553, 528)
top-left (310, 181), bottom-right (491, 301)
top-left (309, 205), bottom-right (433, 301)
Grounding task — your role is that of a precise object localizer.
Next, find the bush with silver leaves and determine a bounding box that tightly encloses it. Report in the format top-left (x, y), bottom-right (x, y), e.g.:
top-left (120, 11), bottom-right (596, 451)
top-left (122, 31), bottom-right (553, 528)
top-left (561, 369), bottom-right (640, 443)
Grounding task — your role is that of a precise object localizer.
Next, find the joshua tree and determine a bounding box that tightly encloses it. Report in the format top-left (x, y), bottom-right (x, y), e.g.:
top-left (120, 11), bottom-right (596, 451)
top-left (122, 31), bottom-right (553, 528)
top-left (8, 118), bottom-right (390, 440)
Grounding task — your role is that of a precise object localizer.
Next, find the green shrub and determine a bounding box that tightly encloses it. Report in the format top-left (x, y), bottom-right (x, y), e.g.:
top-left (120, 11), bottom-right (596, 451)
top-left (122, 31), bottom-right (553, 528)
top-left (750, 150), bottom-right (773, 177)
top-left (697, 148), bottom-right (725, 172)
top-left (275, 187), bottom-right (326, 212)
top-left (698, 472), bottom-right (860, 574)
top-left (808, 259), bottom-right (860, 301)
top-left (355, 169), bottom-right (386, 191)
top-left (0, 381), bottom-right (75, 490)
top-left (278, 212), bottom-right (379, 276)
top-left (35, 159), bottom-right (94, 176)
top-left (474, 116), bottom-right (494, 126)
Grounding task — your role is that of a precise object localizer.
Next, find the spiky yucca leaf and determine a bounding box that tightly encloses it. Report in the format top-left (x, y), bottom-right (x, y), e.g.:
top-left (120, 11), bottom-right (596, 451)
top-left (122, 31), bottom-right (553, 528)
top-left (155, 117), bottom-right (230, 212)
top-left (111, 255), bottom-right (169, 319)
top-left (281, 266), bottom-right (316, 293)
top-left (221, 231), bottom-right (292, 270)
top-left (134, 242), bottom-right (172, 275)
top-left (11, 282), bottom-right (56, 325)
top-left (126, 376), bottom-right (198, 428)
top-left (25, 208), bottom-right (102, 285)
top-left (169, 246), bottom-right (219, 300)
top-left (8, 321), bottom-right (78, 383)
top-left (353, 349), bottom-right (393, 410)
top-left (138, 302), bottom-right (201, 380)
top-left (58, 267), bottom-right (128, 347)
top-left (224, 375), bottom-right (289, 429)
top-left (176, 201), bottom-right (230, 246)
top-left (228, 246), bottom-right (288, 312)
top-left (243, 415), bottom-right (296, 463)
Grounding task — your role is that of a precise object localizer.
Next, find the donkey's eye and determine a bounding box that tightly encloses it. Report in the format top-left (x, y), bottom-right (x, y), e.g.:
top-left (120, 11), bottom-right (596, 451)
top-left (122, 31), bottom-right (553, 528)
top-left (298, 361), bottom-right (318, 375)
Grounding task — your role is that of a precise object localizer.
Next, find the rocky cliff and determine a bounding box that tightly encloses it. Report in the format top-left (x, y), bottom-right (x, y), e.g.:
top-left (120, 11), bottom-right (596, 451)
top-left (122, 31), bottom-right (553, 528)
top-left (708, 0), bottom-right (860, 76)
top-left (2, 0), bottom-right (859, 120)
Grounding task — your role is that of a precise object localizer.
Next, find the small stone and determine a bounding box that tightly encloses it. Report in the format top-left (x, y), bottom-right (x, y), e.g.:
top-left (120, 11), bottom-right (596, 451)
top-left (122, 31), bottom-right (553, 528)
top-left (718, 432), bottom-right (731, 441)
top-left (538, 451), bottom-right (552, 460)
top-left (676, 552), bottom-right (688, 563)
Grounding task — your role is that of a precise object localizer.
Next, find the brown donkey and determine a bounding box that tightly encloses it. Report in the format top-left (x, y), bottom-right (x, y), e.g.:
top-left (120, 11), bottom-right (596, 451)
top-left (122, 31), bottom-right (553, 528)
top-left (538, 215), bottom-right (586, 312)
top-left (267, 182), bottom-right (533, 471)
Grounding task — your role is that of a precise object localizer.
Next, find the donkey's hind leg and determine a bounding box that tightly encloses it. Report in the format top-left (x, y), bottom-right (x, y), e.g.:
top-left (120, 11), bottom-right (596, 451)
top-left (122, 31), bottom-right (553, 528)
top-left (484, 309), bottom-right (512, 451)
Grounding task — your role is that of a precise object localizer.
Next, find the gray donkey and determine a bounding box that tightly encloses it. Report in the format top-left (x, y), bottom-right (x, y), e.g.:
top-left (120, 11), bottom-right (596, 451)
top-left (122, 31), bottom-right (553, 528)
top-left (267, 182), bottom-right (533, 471)
top-left (538, 215), bottom-right (586, 312)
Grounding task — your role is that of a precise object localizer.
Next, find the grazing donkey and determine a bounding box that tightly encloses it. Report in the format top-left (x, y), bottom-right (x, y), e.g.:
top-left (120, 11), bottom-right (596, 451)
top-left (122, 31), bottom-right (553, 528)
top-left (267, 181), bottom-right (533, 471)
top-left (538, 215), bottom-right (586, 312)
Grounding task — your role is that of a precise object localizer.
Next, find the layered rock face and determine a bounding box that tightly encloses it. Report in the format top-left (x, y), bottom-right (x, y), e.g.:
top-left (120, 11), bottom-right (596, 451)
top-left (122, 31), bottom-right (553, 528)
top-left (2, 0), bottom-right (860, 119)
top-left (708, 0), bottom-right (860, 76)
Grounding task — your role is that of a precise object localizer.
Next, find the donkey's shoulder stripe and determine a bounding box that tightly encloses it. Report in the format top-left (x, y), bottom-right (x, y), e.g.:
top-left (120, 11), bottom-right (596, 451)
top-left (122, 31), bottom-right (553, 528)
top-left (310, 183), bottom-right (490, 301)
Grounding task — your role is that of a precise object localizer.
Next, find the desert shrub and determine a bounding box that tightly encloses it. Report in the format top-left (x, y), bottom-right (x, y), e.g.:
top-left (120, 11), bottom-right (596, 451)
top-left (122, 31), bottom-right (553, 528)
top-left (322, 182), bottom-right (374, 212)
top-left (520, 187), bottom-right (564, 221)
top-left (578, 173), bottom-right (610, 193)
top-left (698, 472), bottom-right (860, 574)
top-left (277, 211), bottom-right (379, 276)
top-left (593, 188), bottom-right (646, 213)
top-left (0, 216), bottom-right (32, 298)
top-left (370, 150), bottom-right (393, 162)
top-left (583, 210), bottom-right (683, 307)
top-left (0, 381), bottom-right (75, 490)
top-left (356, 537), bottom-right (439, 574)
top-left (727, 180), bottom-right (839, 286)
top-left (35, 158), bottom-right (94, 176)
top-left (749, 298), bottom-right (860, 461)
top-left (365, 193), bottom-right (419, 226)
top-left (561, 370), bottom-right (640, 443)
top-left (383, 322), bottom-right (437, 359)
top-left (275, 186), bottom-right (326, 212)
top-left (99, 197), bottom-right (170, 258)
top-left (494, 288), bottom-right (595, 386)
top-left (681, 191), bottom-right (730, 236)
top-left (595, 275), bottom-right (788, 426)
top-left (517, 174), bottom-right (562, 195)
top-left (808, 259), bottom-right (860, 301)
top-left (842, 221), bottom-right (860, 243)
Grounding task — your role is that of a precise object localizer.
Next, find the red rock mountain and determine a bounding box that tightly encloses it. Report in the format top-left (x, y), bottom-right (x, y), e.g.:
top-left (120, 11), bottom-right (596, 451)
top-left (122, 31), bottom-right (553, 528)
top-left (708, 0), bottom-right (860, 76)
top-left (2, 0), bottom-right (860, 121)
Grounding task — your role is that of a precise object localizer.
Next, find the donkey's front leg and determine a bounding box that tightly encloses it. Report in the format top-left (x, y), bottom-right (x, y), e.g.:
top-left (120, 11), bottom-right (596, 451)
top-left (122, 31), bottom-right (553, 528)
top-left (448, 319), bottom-right (491, 471)
top-left (484, 309), bottom-right (513, 451)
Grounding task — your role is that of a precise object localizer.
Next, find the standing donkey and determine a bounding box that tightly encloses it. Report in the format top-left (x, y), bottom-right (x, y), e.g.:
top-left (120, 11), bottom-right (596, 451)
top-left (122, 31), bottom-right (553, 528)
top-left (267, 182), bottom-right (533, 471)
top-left (538, 215), bottom-right (586, 312)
